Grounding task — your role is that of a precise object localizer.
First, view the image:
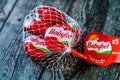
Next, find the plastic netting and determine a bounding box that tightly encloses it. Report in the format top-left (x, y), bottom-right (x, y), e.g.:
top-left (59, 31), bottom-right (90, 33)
top-left (23, 5), bottom-right (83, 71)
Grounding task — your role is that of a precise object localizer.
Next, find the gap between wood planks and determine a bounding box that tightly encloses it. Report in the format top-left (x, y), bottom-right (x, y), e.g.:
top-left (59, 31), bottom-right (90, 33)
top-left (0, 0), bottom-right (18, 32)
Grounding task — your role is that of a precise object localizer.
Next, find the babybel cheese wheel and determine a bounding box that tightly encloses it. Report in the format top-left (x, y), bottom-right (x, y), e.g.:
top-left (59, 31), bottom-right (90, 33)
top-left (45, 24), bottom-right (75, 54)
top-left (37, 6), bottom-right (66, 23)
top-left (67, 23), bottom-right (82, 46)
top-left (24, 20), bottom-right (52, 35)
top-left (24, 35), bottom-right (51, 60)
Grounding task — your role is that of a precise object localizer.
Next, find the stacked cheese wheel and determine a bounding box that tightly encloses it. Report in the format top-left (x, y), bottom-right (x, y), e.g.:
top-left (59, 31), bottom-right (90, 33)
top-left (23, 6), bottom-right (82, 60)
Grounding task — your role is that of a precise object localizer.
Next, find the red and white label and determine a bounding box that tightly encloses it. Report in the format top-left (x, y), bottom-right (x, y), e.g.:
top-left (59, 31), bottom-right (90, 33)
top-left (45, 27), bottom-right (74, 44)
top-left (84, 31), bottom-right (120, 66)
top-left (86, 39), bottom-right (112, 52)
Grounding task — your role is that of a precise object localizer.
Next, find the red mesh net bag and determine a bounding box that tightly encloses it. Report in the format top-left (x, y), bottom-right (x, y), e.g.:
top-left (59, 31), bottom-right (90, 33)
top-left (23, 5), bottom-right (82, 71)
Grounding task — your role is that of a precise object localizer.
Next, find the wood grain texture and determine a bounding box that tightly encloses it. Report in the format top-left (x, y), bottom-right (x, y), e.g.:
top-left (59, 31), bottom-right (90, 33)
top-left (67, 0), bottom-right (120, 80)
top-left (0, 0), bottom-right (73, 80)
top-left (0, 0), bottom-right (120, 80)
top-left (0, 0), bottom-right (17, 29)
top-left (0, 0), bottom-right (44, 80)
top-left (42, 0), bottom-right (73, 12)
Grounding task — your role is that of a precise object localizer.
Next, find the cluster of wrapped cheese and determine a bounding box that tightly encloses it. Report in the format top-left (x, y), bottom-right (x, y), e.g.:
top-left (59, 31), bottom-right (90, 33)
top-left (23, 6), bottom-right (82, 60)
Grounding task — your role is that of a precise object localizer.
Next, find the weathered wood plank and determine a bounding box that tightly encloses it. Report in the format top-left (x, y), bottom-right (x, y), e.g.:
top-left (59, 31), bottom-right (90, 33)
top-left (0, 0), bottom-right (73, 80)
top-left (0, 0), bottom-right (120, 80)
top-left (66, 0), bottom-right (120, 80)
top-left (102, 0), bottom-right (120, 35)
top-left (0, 0), bottom-right (17, 29)
top-left (0, 0), bottom-right (44, 80)
top-left (42, 0), bottom-right (73, 12)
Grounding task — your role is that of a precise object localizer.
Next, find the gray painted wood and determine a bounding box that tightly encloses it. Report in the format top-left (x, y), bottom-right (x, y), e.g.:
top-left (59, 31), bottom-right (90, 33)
top-left (0, 0), bottom-right (17, 29)
top-left (0, 0), bottom-right (73, 80)
top-left (68, 0), bottom-right (120, 80)
top-left (0, 0), bottom-right (44, 80)
top-left (0, 0), bottom-right (120, 80)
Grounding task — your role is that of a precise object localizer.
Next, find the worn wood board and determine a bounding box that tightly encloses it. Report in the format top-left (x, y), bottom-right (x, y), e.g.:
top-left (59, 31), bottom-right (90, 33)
top-left (0, 0), bottom-right (120, 80)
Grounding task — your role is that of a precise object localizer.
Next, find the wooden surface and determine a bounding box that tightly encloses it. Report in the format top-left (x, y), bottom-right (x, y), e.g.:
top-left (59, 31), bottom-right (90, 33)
top-left (0, 0), bottom-right (120, 80)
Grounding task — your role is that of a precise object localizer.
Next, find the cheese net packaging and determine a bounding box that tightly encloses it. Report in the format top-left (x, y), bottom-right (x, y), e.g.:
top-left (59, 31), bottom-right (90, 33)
top-left (23, 5), bottom-right (82, 70)
top-left (84, 31), bottom-right (120, 66)
top-left (23, 6), bottom-right (120, 70)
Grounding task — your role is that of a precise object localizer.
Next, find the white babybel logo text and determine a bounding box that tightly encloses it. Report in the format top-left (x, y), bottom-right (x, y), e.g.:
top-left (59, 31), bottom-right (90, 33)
top-left (86, 38), bottom-right (112, 52)
top-left (45, 27), bottom-right (74, 42)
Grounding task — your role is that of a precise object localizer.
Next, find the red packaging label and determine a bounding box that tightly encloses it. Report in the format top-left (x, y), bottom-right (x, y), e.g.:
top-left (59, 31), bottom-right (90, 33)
top-left (84, 31), bottom-right (120, 66)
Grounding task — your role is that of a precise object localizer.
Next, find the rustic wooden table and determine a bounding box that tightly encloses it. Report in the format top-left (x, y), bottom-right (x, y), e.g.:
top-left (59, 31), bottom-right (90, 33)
top-left (0, 0), bottom-right (120, 80)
